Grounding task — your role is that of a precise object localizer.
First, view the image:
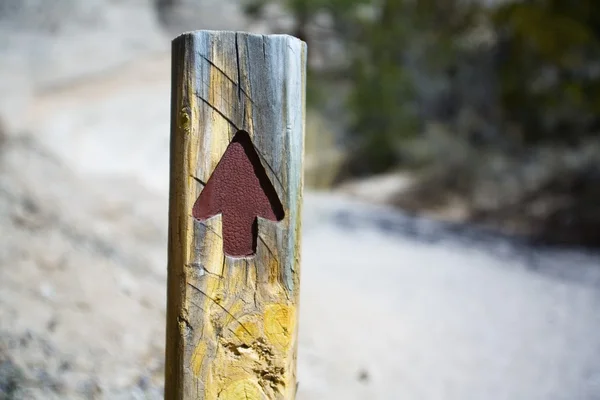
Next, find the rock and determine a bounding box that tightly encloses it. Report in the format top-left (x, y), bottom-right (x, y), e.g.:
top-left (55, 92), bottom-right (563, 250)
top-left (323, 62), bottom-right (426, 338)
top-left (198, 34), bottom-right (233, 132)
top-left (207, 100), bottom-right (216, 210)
top-left (0, 354), bottom-right (24, 400)
top-left (357, 369), bottom-right (369, 383)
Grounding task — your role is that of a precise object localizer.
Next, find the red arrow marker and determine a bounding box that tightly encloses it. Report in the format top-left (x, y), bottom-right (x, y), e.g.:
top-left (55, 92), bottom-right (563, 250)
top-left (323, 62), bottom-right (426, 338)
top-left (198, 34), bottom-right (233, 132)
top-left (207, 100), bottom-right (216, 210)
top-left (192, 130), bottom-right (285, 257)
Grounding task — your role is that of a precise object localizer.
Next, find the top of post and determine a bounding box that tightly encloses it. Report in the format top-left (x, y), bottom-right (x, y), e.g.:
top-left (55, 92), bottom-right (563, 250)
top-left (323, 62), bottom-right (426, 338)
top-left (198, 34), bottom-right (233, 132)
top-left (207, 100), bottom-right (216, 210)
top-left (172, 30), bottom-right (306, 46)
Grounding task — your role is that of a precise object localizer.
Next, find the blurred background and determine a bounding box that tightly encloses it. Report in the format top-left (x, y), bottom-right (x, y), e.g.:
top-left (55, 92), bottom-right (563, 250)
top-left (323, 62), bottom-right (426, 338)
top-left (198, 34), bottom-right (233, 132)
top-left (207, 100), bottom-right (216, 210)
top-left (1, 0), bottom-right (600, 399)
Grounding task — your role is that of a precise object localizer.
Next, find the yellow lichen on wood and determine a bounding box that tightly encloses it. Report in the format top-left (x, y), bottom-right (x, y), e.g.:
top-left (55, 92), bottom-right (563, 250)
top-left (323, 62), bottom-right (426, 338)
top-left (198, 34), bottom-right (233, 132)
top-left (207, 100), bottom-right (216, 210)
top-left (191, 342), bottom-right (207, 377)
top-left (219, 379), bottom-right (265, 400)
top-left (264, 304), bottom-right (295, 353)
top-left (181, 224), bottom-right (297, 398)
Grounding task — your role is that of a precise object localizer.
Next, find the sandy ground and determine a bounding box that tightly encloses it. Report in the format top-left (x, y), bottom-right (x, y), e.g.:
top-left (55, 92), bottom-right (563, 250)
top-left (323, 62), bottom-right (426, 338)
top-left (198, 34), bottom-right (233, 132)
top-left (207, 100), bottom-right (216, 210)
top-left (1, 1), bottom-right (600, 399)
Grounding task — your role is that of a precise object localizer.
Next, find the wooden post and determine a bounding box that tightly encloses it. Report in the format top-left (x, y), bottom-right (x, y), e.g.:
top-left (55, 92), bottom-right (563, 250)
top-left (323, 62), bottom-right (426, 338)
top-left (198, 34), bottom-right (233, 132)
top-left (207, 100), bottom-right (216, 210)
top-left (165, 31), bottom-right (306, 400)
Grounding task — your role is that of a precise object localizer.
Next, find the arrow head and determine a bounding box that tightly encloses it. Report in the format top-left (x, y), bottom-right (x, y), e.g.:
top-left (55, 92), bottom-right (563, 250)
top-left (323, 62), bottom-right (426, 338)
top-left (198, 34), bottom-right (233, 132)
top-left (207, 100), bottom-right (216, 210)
top-left (192, 130), bottom-right (284, 257)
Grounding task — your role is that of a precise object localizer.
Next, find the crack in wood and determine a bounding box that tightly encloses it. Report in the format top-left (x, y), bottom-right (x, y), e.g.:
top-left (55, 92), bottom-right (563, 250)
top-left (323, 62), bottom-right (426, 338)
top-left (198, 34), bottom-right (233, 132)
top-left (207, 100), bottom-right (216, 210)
top-left (193, 91), bottom-right (240, 131)
top-left (196, 52), bottom-right (255, 104)
top-left (235, 33), bottom-right (242, 102)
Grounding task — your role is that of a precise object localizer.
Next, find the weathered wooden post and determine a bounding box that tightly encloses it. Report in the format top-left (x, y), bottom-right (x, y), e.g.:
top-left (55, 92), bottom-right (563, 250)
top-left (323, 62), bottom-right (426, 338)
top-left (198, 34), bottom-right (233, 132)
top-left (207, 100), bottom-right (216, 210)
top-left (165, 31), bottom-right (306, 399)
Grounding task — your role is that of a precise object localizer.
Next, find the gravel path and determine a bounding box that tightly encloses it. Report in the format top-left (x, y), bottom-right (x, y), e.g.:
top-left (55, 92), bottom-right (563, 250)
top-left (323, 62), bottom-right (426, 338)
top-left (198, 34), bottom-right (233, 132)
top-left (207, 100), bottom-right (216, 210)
top-left (298, 194), bottom-right (600, 400)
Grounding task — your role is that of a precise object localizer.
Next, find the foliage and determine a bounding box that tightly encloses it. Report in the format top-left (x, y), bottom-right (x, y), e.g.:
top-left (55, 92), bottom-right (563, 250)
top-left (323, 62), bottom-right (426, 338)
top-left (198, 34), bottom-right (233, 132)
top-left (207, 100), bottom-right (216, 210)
top-left (243, 0), bottom-right (600, 170)
top-left (493, 0), bottom-right (600, 144)
top-left (345, 0), bottom-right (478, 175)
top-left (243, 0), bottom-right (478, 175)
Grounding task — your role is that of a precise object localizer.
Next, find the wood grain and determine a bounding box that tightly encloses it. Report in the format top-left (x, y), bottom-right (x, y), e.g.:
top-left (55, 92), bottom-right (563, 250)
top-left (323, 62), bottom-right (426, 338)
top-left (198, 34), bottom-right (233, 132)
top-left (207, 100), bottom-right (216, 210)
top-left (165, 30), bottom-right (306, 400)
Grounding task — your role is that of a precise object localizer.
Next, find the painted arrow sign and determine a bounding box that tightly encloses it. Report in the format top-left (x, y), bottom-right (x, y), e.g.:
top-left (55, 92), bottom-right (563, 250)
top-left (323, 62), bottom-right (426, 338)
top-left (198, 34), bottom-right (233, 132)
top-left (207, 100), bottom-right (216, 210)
top-left (192, 130), bottom-right (285, 257)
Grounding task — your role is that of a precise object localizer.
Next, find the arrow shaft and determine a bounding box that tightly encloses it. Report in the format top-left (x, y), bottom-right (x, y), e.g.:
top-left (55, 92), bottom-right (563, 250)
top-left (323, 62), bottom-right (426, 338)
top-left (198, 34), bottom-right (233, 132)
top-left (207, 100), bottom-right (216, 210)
top-left (221, 213), bottom-right (257, 258)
